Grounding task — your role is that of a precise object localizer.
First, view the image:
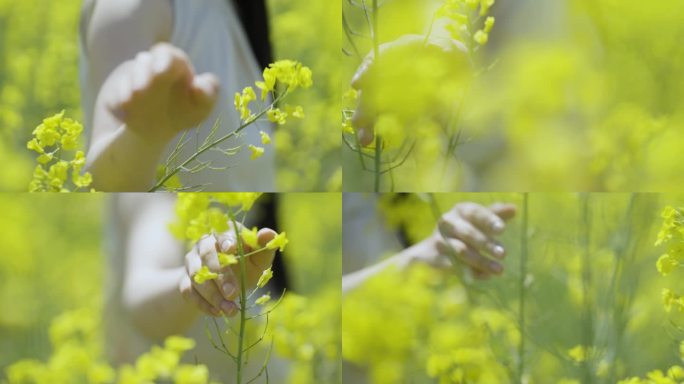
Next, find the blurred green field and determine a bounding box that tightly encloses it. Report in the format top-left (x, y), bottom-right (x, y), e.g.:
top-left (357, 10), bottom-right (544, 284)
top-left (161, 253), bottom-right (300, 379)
top-left (342, 0), bottom-right (684, 192)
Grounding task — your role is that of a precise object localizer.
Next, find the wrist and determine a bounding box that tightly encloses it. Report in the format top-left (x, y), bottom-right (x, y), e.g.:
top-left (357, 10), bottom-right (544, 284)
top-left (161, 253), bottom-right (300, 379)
top-left (124, 122), bottom-right (176, 152)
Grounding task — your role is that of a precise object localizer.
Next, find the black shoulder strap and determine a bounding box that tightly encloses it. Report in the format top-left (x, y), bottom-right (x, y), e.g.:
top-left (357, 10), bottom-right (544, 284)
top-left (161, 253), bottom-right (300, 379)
top-left (233, 0), bottom-right (273, 70)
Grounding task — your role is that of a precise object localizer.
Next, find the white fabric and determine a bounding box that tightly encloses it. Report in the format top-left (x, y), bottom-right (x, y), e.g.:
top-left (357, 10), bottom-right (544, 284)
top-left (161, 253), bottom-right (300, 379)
top-left (342, 194), bottom-right (403, 275)
top-left (79, 0), bottom-right (275, 192)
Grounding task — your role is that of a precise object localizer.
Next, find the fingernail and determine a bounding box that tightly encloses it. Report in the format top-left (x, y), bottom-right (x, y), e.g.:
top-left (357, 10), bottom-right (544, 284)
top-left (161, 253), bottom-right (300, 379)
top-left (491, 220), bottom-right (504, 233)
top-left (221, 239), bottom-right (232, 252)
top-left (222, 283), bottom-right (235, 298)
top-left (489, 261), bottom-right (503, 273)
top-left (492, 245), bottom-right (505, 258)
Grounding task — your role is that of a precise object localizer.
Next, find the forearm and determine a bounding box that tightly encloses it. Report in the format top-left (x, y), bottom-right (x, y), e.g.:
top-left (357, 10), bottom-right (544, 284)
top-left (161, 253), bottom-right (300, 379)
top-left (342, 240), bottom-right (434, 294)
top-left (86, 122), bottom-right (169, 191)
top-left (123, 266), bottom-right (199, 341)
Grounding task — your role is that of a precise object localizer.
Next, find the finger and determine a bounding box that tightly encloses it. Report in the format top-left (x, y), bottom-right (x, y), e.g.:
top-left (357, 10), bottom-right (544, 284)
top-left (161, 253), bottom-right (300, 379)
top-left (471, 269), bottom-right (491, 280)
top-left (185, 245), bottom-right (228, 311)
top-left (184, 247), bottom-right (203, 277)
top-left (197, 234), bottom-right (238, 301)
top-left (213, 233), bottom-right (239, 301)
top-left (437, 238), bottom-right (503, 275)
top-left (240, 228), bottom-right (276, 287)
top-left (131, 51), bottom-right (154, 93)
top-left (179, 274), bottom-right (221, 317)
top-left (489, 203), bottom-right (517, 222)
top-left (190, 73), bottom-right (220, 106)
top-left (439, 214), bottom-right (505, 259)
top-left (352, 96), bottom-right (375, 147)
top-left (216, 230), bottom-right (237, 253)
top-left (253, 228), bottom-right (276, 268)
top-left (150, 42), bottom-right (193, 86)
top-left (455, 202), bottom-right (507, 235)
top-left (197, 234), bottom-right (221, 272)
top-left (192, 275), bottom-right (235, 316)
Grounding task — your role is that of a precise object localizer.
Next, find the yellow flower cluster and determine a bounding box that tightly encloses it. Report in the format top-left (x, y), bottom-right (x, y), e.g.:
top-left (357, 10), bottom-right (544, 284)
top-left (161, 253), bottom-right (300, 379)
top-left (26, 111), bottom-right (93, 192)
top-left (343, 264), bottom-right (511, 383)
top-left (270, 289), bottom-right (341, 384)
top-left (233, 60), bottom-right (312, 161)
top-left (169, 193), bottom-right (261, 242)
top-left (437, 0), bottom-right (496, 49)
top-left (655, 207), bottom-right (684, 311)
top-left (622, 206), bottom-right (684, 383)
top-left (5, 309), bottom-right (213, 384)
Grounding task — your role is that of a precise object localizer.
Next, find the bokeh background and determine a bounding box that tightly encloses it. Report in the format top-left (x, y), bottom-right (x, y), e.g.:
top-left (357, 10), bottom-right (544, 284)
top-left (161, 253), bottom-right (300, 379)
top-left (0, 0), bottom-right (340, 192)
top-left (342, 0), bottom-right (684, 191)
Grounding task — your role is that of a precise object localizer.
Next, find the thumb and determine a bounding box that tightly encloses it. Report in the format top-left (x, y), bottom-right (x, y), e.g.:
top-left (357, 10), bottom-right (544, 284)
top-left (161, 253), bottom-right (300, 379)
top-left (489, 203), bottom-right (517, 222)
top-left (352, 97), bottom-right (375, 147)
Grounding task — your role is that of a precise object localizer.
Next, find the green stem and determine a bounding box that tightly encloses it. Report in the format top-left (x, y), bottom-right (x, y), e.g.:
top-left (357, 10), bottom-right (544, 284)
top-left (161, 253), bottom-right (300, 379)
top-left (150, 92), bottom-right (287, 191)
top-left (580, 193), bottom-right (594, 384)
top-left (230, 213), bottom-right (249, 384)
top-left (374, 136), bottom-right (382, 192)
top-left (517, 193), bottom-right (528, 384)
top-left (371, 0), bottom-right (381, 193)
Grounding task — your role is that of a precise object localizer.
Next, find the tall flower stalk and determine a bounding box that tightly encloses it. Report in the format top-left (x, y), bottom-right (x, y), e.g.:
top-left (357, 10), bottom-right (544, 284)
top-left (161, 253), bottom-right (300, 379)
top-left (517, 193), bottom-right (528, 384)
top-left (172, 193), bottom-right (288, 383)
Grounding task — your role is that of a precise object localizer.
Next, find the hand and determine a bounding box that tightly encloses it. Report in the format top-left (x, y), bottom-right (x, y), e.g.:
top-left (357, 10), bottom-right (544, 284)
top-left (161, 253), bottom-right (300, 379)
top-left (421, 202), bottom-right (516, 279)
top-left (179, 227), bottom-right (276, 317)
top-left (350, 34), bottom-right (469, 146)
top-left (102, 42), bottom-right (220, 144)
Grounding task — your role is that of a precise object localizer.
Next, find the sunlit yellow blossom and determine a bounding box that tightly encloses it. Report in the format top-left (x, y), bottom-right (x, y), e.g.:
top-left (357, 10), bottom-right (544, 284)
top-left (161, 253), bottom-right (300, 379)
top-left (657, 254), bottom-right (678, 276)
top-left (37, 153), bottom-right (53, 164)
top-left (260, 130), bottom-right (271, 145)
top-left (262, 60), bottom-right (313, 90)
top-left (662, 288), bottom-right (684, 312)
top-left (267, 108), bottom-right (287, 125)
top-left (484, 16), bottom-right (495, 33)
top-left (193, 266), bottom-right (218, 284)
top-left (568, 345), bottom-right (586, 363)
top-left (255, 294), bottom-right (271, 305)
top-left (164, 336), bottom-right (196, 352)
top-left (241, 226), bottom-right (260, 249)
top-left (266, 231), bottom-right (289, 252)
top-left (249, 145), bottom-right (265, 160)
top-left (174, 364), bottom-right (209, 384)
top-left (26, 138), bottom-right (44, 154)
top-left (234, 87), bottom-right (257, 121)
top-left (291, 105), bottom-right (305, 119)
top-left (218, 252), bottom-right (238, 267)
top-left (474, 30), bottom-right (489, 45)
top-left (257, 267), bottom-right (273, 288)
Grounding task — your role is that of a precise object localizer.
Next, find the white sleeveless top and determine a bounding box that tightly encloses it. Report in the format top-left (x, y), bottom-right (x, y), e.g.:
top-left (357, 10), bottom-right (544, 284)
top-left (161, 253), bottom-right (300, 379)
top-left (79, 0), bottom-right (275, 192)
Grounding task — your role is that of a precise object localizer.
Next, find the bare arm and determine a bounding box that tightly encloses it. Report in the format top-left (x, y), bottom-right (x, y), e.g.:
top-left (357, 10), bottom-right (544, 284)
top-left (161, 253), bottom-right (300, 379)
top-left (120, 194), bottom-right (199, 340)
top-left (342, 202), bottom-right (517, 294)
top-left (83, 0), bottom-right (219, 191)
